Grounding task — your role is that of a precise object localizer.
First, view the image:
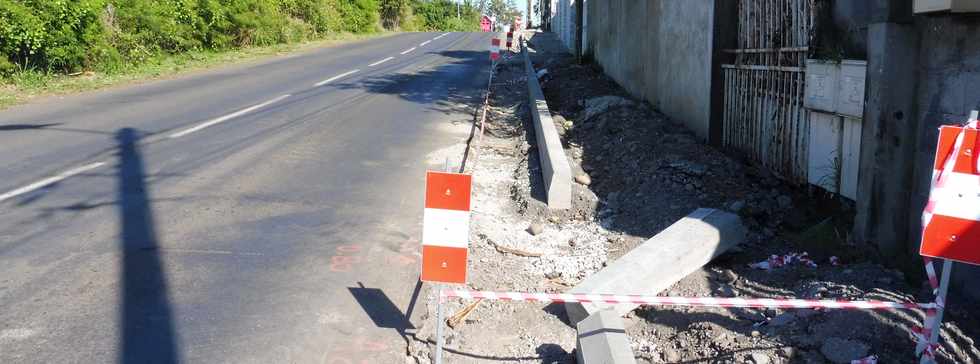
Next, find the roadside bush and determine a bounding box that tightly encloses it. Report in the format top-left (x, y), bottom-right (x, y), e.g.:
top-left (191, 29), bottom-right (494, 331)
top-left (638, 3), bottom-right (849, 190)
top-left (410, 0), bottom-right (479, 32)
top-left (0, 0), bottom-right (481, 76)
top-left (0, 57), bottom-right (16, 77)
top-left (337, 0), bottom-right (380, 33)
top-left (1, 0), bottom-right (108, 72)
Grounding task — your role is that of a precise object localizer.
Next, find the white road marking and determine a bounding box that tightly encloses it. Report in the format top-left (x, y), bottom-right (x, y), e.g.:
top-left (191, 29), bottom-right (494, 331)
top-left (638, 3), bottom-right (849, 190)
top-left (0, 162), bottom-right (106, 203)
top-left (315, 69), bottom-right (360, 87)
top-left (156, 248), bottom-right (263, 256)
top-left (368, 57), bottom-right (395, 67)
top-left (169, 94), bottom-right (291, 138)
top-left (0, 328), bottom-right (37, 341)
top-left (420, 40), bottom-right (431, 46)
top-left (400, 47), bottom-right (416, 55)
top-left (441, 32), bottom-right (450, 37)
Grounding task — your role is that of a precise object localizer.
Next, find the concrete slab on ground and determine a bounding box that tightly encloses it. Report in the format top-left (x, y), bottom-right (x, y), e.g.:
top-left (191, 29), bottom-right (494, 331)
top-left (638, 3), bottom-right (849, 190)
top-left (576, 310), bottom-right (637, 364)
top-left (565, 208), bottom-right (746, 324)
top-left (522, 43), bottom-right (572, 210)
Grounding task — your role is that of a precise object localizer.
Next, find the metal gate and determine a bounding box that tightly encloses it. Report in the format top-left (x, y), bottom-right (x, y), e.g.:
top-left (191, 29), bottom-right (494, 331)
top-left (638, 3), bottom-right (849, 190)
top-left (722, 0), bottom-right (814, 183)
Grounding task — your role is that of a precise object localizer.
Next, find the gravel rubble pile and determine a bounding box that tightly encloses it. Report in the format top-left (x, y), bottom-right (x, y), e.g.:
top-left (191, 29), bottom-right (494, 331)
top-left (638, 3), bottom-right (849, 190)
top-left (407, 32), bottom-right (980, 364)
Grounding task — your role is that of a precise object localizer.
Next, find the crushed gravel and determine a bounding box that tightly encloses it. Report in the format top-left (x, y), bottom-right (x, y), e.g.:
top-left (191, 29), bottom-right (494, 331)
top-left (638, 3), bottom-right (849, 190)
top-left (406, 32), bottom-right (980, 364)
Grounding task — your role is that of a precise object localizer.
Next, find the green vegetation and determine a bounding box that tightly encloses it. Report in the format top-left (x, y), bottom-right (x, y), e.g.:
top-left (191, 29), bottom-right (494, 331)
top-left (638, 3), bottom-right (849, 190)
top-left (0, 32), bottom-right (382, 109)
top-left (484, 0), bottom-right (522, 28)
top-left (404, 0), bottom-right (481, 31)
top-left (0, 0), bottom-right (486, 108)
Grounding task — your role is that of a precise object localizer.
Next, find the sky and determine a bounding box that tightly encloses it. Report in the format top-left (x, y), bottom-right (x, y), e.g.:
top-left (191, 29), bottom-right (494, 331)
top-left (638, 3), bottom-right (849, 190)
top-left (468, 0), bottom-right (530, 19)
top-left (515, 0), bottom-right (529, 18)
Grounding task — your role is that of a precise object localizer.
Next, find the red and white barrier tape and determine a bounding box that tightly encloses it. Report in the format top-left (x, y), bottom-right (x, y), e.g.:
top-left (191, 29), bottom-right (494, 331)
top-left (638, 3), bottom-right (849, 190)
top-left (915, 257), bottom-right (946, 361)
top-left (923, 257), bottom-right (940, 296)
top-left (749, 252), bottom-right (819, 270)
top-left (912, 319), bottom-right (942, 357)
top-left (441, 290), bottom-right (936, 310)
top-left (851, 355), bottom-right (878, 364)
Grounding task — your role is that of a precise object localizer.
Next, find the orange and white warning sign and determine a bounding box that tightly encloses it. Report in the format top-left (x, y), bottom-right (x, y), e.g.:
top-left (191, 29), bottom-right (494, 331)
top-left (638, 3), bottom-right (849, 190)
top-left (490, 38), bottom-right (501, 61)
top-left (421, 171), bottom-right (472, 284)
top-left (921, 122), bottom-right (980, 266)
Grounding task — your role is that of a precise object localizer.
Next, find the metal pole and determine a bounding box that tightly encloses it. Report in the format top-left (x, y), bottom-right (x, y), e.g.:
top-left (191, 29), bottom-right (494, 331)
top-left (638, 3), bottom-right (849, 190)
top-left (434, 159), bottom-right (451, 364)
top-left (435, 284), bottom-right (444, 364)
top-left (919, 259), bottom-right (952, 364)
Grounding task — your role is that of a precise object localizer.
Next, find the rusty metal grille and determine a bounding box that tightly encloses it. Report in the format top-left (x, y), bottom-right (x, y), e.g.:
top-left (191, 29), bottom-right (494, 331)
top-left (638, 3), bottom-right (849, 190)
top-left (722, 0), bottom-right (814, 183)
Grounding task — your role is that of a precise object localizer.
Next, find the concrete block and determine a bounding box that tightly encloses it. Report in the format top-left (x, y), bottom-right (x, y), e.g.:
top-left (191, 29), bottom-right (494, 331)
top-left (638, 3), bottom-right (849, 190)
top-left (565, 208), bottom-right (746, 324)
top-left (522, 45), bottom-right (573, 209)
top-left (576, 310), bottom-right (637, 364)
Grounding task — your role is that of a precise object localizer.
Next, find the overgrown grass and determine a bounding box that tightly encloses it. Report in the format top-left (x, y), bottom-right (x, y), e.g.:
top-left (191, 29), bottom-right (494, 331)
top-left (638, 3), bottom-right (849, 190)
top-left (0, 32), bottom-right (387, 110)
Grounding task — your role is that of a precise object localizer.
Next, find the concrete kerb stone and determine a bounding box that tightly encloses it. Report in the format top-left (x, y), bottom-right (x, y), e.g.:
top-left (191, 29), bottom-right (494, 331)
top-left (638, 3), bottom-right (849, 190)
top-left (522, 42), bottom-right (572, 210)
top-left (565, 208), bottom-right (747, 324)
top-left (576, 310), bottom-right (638, 364)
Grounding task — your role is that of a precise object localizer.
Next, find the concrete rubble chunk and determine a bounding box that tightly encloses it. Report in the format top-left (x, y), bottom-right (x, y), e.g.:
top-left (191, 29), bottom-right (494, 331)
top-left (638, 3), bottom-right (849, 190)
top-left (579, 96), bottom-right (634, 123)
top-left (565, 208), bottom-right (747, 324)
top-left (576, 310), bottom-right (637, 364)
top-left (749, 352), bottom-right (771, 364)
top-left (819, 337), bottom-right (869, 363)
top-left (527, 223), bottom-right (544, 236)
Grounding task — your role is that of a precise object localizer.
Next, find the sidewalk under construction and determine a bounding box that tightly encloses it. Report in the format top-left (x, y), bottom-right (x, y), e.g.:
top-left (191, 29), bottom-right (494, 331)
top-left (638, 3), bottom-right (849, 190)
top-left (407, 31), bottom-right (980, 364)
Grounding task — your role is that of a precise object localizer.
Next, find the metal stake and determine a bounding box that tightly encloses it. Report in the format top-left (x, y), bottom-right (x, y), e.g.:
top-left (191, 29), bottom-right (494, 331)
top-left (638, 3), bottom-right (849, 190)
top-left (434, 159), bottom-right (451, 364)
top-left (919, 259), bottom-right (952, 364)
top-left (435, 283), bottom-right (444, 364)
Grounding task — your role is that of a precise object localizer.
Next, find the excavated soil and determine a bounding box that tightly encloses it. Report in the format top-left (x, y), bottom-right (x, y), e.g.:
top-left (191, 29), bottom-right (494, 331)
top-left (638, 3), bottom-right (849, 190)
top-left (406, 32), bottom-right (980, 364)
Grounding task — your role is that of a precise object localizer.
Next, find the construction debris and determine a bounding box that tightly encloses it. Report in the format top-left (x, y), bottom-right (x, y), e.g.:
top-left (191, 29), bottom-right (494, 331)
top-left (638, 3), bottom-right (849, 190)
top-left (407, 32), bottom-right (980, 364)
top-left (490, 240), bottom-right (543, 257)
top-left (447, 299), bottom-right (483, 329)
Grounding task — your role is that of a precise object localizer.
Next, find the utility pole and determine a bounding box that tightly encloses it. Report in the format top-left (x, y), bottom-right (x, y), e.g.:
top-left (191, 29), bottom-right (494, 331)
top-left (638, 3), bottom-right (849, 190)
top-left (527, 0), bottom-right (532, 28)
top-left (457, 0), bottom-right (461, 19)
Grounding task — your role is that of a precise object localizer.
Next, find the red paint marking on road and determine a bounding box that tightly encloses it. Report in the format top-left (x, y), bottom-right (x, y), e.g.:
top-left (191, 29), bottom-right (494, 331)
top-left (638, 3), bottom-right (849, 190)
top-left (328, 244), bottom-right (363, 272)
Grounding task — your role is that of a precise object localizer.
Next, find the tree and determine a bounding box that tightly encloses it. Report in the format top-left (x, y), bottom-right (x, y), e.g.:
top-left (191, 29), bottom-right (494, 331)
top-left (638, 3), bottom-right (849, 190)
top-left (486, 0), bottom-right (520, 27)
top-left (379, 0), bottom-right (407, 29)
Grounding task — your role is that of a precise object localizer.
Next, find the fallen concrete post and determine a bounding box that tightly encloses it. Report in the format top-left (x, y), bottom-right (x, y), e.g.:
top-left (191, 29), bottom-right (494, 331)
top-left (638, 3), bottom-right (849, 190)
top-left (522, 43), bottom-right (572, 209)
top-left (576, 310), bottom-right (637, 364)
top-left (566, 208), bottom-right (746, 324)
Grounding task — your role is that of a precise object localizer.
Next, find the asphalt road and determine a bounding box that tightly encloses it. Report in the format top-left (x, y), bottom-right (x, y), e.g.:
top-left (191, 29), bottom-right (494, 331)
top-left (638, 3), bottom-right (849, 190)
top-left (0, 31), bottom-right (492, 363)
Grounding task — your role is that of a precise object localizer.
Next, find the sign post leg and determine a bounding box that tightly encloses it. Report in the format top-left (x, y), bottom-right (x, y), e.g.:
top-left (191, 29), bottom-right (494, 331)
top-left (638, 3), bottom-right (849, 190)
top-left (435, 283), bottom-right (444, 364)
top-left (920, 259), bottom-right (952, 364)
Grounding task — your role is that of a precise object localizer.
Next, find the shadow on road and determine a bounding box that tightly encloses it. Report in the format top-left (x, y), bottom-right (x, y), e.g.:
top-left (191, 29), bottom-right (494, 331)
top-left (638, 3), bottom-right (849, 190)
top-left (0, 123), bottom-right (62, 131)
top-left (349, 282), bottom-right (415, 330)
top-left (116, 128), bottom-right (178, 363)
top-left (334, 50), bottom-right (488, 120)
top-left (349, 280), bottom-right (561, 362)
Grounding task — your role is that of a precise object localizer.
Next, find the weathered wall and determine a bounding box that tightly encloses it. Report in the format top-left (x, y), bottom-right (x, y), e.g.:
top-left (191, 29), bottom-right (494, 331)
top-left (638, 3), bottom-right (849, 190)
top-left (549, 0), bottom-right (577, 52)
top-left (577, 0), bottom-right (721, 141)
top-left (813, 1), bottom-right (873, 60)
top-left (855, 0), bottom-right (980, 301)
top-left (907, 15), bottom-right (980, 300)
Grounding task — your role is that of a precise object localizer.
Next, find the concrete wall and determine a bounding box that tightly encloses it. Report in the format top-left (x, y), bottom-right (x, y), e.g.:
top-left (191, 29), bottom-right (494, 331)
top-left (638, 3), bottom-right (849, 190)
top-left (855, 1), bottom-right (980, 301)
top-left (907, 15), bottom-right (980, 300)
top-left (813, 1), bottom-right (873, 60)
top-left (573, 0), bottom-right (721, 141)
top-left (548, 0), bottom-right (577, 52)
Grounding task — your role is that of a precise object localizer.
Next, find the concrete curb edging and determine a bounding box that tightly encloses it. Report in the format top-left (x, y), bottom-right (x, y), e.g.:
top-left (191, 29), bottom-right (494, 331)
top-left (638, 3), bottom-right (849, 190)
top-left (566, 208), bottom-right (747, 324)
top-left (521, 40), bottom-right (572, 210)
top-left (576, 310), bottom-right (638, 364)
